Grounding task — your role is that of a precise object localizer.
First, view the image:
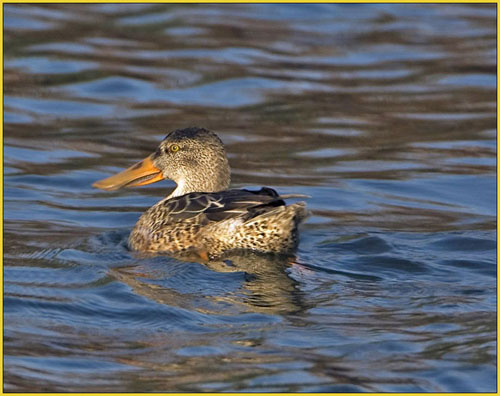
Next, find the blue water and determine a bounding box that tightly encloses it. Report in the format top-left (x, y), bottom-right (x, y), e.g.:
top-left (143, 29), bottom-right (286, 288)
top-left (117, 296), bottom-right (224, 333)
top-left (4, 3), bottom-right (496, 392)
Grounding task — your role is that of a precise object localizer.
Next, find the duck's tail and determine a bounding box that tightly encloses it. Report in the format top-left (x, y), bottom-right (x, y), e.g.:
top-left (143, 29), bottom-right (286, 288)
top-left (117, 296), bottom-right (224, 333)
top-left (203, 201), bottom-right (311, 258)
top-left (278, 193), bottom-right (312, 200)
top-left (237, 201), bottom-right (310, 253)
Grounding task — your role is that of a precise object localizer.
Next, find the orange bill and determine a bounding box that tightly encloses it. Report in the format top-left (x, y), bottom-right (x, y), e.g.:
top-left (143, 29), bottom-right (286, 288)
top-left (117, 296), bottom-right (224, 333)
top-left (93, 155), bottom-right (164, 191)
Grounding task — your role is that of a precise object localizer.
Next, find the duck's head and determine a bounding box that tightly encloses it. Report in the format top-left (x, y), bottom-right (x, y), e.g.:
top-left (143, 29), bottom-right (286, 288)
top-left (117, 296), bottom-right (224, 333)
top-left (93, 127), bottom-right (230, 197)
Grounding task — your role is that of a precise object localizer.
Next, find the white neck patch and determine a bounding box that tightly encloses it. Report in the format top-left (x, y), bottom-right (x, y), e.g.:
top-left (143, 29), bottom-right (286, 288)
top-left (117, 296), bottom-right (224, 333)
top-left (169, 178), bottom-right (186, 198)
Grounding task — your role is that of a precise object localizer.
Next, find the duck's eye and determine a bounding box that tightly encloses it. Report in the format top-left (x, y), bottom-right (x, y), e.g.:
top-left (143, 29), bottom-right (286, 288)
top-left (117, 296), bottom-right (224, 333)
top-left (170, 144), bottom-right (180, 153)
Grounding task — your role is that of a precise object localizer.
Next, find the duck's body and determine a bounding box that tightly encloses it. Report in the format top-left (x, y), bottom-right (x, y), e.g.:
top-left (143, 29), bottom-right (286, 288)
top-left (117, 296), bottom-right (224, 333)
top-left (129, 188), bottom-right (307, 258)
top-left (93, 127), bottom-right (308, 260)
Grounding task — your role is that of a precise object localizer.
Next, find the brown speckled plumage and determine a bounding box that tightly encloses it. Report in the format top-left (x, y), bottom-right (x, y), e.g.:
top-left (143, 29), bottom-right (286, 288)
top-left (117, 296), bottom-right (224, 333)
top-left (93, 127), bottom-right (309, 260)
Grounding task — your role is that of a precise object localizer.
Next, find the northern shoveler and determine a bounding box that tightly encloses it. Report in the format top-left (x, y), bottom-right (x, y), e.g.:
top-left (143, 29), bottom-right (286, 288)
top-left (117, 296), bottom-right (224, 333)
top-left (93, 127), bottom-right (309, 260)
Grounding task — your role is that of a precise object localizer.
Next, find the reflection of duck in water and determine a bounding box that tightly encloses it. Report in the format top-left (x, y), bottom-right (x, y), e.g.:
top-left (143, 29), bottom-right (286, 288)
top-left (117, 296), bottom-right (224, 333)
top-left (111, 252), bottom-right (309, 315)
top-left (93, 127), bottom-right (309, 260)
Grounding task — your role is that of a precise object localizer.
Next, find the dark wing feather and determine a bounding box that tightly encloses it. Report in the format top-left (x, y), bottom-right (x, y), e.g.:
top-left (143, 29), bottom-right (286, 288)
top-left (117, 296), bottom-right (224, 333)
top-left (160, 188), bottom-right (285, 224)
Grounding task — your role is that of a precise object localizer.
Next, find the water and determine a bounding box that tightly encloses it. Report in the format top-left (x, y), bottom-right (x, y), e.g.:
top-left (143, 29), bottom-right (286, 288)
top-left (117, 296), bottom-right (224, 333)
top-left (4, 3), bottom-right (496, 392)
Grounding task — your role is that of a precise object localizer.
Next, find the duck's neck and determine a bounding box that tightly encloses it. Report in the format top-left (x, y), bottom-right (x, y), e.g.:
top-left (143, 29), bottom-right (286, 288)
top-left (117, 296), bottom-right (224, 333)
top-left (169, 178), bottom-right (187, 198)
top-left (167, 162), bottom-right (231, 199)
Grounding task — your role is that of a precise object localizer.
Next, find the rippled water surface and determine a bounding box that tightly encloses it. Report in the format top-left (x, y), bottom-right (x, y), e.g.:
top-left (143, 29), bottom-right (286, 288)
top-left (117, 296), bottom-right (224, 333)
top-left (4, 4), bottom-right (497, 392)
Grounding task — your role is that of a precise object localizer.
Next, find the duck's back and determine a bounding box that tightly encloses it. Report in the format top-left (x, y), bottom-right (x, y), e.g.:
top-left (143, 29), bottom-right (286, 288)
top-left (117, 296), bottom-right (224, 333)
top-left (129, 187), bottom-right (308, 258)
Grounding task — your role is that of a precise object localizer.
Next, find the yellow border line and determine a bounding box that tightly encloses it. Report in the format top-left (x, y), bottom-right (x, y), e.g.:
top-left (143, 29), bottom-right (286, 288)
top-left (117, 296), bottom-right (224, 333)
top-left (1, 1), bottom-right (498, 396)
top-left (497, 2), bottom-right (500, 395)
top-left (2, 0), bottom-right (499, 3)
top-left (0, 1), bottom-right (3, 393)
top-left (0, 393), bottom-right (494, 395)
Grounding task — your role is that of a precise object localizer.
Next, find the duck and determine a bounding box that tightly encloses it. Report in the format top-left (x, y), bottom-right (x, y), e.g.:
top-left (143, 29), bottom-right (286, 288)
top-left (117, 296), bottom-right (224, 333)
top-left (93, 127), bottom-right (309, 260)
